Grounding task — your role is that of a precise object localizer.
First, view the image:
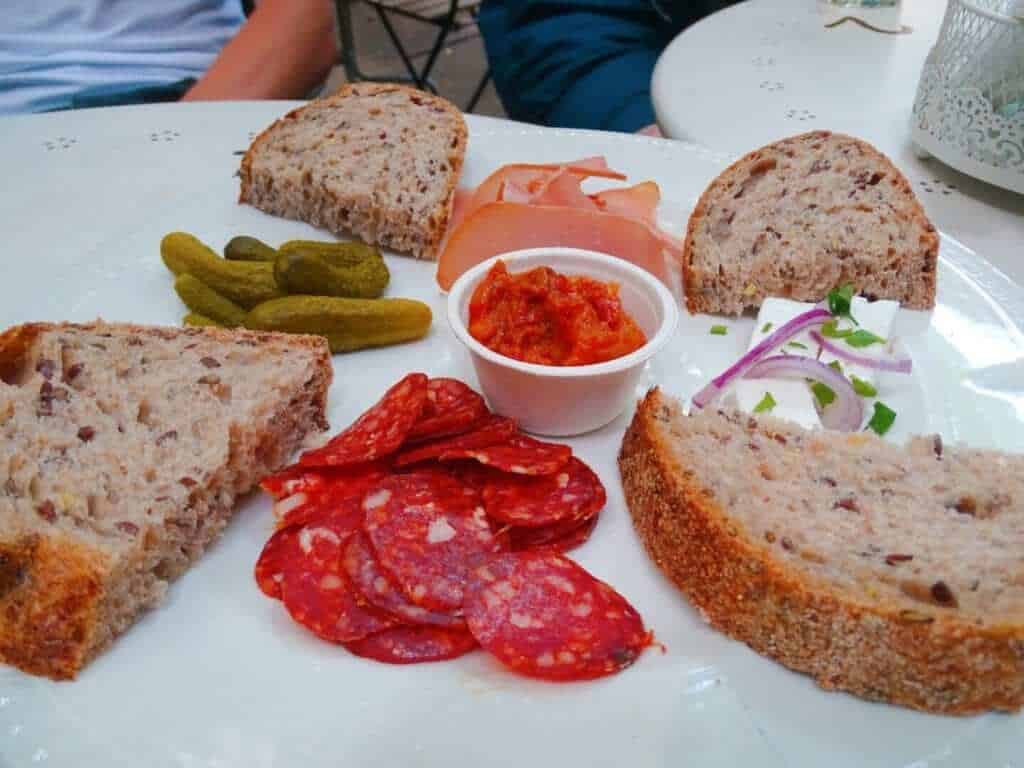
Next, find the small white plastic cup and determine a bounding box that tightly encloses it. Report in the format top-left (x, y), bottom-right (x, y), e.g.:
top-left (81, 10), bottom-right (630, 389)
top-left (447, 247), bottom-right (679, 437)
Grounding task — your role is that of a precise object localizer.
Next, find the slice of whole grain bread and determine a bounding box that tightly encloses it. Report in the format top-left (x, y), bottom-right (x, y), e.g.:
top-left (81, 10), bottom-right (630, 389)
top-left (618, 388), bottom-right (1024, 714)
top-left (0, 322), bottom-right (331, 680)
top-left (683, 131), bottom-right (938, 315)
top-left (239, 83), bottom-right (467, 261)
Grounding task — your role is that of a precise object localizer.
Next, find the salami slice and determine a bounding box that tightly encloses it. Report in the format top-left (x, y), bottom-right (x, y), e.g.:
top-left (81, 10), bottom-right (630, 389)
top-left (343, 626), bottom-right (478, 664)
top-left (299, 373), bottom-right (428, 467)
top-left (362, 472), bottom-right (502, 612)
top-left (273, 464), bottom-right (390, 530)
top-left (393, 415), bottom-right (517, 467)
top-left (344, 533), bottom-right (466, 629)
top-left (482, 457), bottom-right (606, 527)
top-left (280, 516), bottom-right (397, 643)
top-left (260, 465), bottom-right (330, 500)
top-left (508, 511), bottom-right (600, 554)
top-left (405, 378), bottom-right (489, 443)
top-left (440, 434), bottom-right (572, 476)
top-left (254, 525), bottom-right (301, 600)
top-left (463, 552), bottom-right (652, 681)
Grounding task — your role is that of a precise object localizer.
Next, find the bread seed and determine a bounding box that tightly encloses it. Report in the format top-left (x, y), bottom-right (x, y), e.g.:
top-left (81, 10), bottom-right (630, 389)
top-left (77, 426), bottom-right (96, 442)
top-left (199, 356), bottom-right (221, 369)
top-left (156, 430), bottom-right (179, 446)
top-left (35, 359), bottom-right (55, 379)
top-left (115, 521), bottom-right (139, 535)
top-left (931, 580), bottom-right (957, 607)
top-left (885, 553), bottom-right (913, 566)
top-left (898, 609), bottom-right (934, 624)
top-left (834, 497), bottom-right (859, 512)
top-left (36, 500), bottom-right (56, 523)
top-left (63, 362), bottom-right (84, 383)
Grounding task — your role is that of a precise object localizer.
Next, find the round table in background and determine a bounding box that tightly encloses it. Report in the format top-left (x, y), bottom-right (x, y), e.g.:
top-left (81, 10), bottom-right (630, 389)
top-left (652, 0), bottom-right (1023, 283)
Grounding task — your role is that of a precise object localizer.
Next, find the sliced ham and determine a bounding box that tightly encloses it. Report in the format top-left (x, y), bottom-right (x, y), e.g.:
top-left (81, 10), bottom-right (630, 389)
top-left (435, 201), bottom-right (680, 291)
top-left (590, 181), bottom-right (661, 227)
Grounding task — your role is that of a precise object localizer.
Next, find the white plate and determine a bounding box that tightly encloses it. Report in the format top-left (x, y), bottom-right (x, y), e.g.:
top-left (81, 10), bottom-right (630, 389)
top-left (1, 102), bottom-right (1021, 768)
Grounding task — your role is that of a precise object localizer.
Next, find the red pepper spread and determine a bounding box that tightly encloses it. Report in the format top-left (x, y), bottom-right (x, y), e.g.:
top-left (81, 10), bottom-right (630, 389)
top-left (467, 260), bottom-right (647, 366)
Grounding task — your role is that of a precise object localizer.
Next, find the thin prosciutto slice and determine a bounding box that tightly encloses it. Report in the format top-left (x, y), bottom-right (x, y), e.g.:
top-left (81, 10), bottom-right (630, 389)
top-left (435, 202), bottom-right (680, 291)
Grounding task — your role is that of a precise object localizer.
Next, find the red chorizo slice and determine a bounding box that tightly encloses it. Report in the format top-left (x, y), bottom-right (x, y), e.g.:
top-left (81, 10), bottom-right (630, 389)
top-left (254, 525), bottom-right (300, 600)
top-left (272, 464), bottom-right (390, 530)
top-left (280, 517), bottom-right (397, 643)
top-left (343, 532), bottom-right (467, 629)
top-left (508, 511), bottom-right (600, 554)
top-left (393, 415), bottom-right (517, 467)
top-left (299, 373), bottom-right (428, 467)
top-left (440, 434), bottom-right (572, 476)
top-left (463, 552), bottom-right (653, 681)
top-left (362, 472), bottom-right (502, 612)
top-left (405, 377), bottom-right (489, 443)
top-left (343, 626), bottom-right (478, 664)
top-left (482, 457), bottom-right (606, 527)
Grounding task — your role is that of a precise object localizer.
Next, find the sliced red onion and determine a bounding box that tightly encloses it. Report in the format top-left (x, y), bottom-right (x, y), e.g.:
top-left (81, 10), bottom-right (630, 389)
top-left (692, 307), bottom-right (831, 408)
top-left (744, 355), bottom-right (864, 432)
top-left (809, 331), bottom-right (912, 374)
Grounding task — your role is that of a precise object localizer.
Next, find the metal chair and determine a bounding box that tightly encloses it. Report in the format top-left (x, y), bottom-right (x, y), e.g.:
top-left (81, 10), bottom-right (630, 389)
top-left (334, 0), bottom-right (491, 111)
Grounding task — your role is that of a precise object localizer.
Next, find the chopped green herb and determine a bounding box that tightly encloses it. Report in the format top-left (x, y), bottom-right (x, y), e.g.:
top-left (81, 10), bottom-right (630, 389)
top-left (851, 375), bottom-right (878, 397)
top-left (844, 329), bottom-right (885, 348)
top-left (828, 360), bottom-right (843, 373)
top-left (867, 401), bottom-right (897, 435)
top-left (710, 324), bottom-right (728, 336)
top-left (761, 321), bottom-right (773, 334)
top-left (811, 381), bottom-right (836, 407)
top-left (821, 320), bottom-right (853, 339)
top-left (786, 341), bottom-right (808, 350)
top-left (753, 392), bottom-right (777, 413)
top-left (827, 284), bottom-right (855, 318)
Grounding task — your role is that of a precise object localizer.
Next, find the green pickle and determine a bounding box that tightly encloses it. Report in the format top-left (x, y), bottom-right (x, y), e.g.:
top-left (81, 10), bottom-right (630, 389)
top-left (161, 232), bottom-right (282, 308)
top-left (174, 273), bottom-right (248, 328)
top-left (182, 312), bottom-right (223, 328)
top-left (274, 249), bottom-right (389, 299)
top-left (224, 235), bottom-right (278, 262)
top-left (278, 239), bottom-right (381, 269)
top-left (245, 295), bottom-right (431, 353)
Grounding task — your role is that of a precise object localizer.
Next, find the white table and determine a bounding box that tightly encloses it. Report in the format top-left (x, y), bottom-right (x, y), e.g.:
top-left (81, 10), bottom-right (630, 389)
top-left (652, 0), bottom-right (1024, 285)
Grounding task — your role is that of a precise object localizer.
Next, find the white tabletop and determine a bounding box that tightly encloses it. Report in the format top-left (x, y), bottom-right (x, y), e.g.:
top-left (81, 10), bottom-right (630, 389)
top-left (652, 0), bottom-right (1024, 284)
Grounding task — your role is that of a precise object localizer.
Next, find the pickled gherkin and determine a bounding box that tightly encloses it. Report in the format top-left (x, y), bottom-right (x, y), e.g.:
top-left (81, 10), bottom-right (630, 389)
top-left (224, 235), bottom-right (277, 263)
top-left (278, 239), bottom-right (381, 269)
top-left (183, 313), bottom-right (223, 328)
top-left (245, 295), bottom-right (431, 353)
top-left (174, 273), bottom-right (248, 327)
top-left (161, 232), bottom-right (282, 308)
top-left (273, 249), bottom-right (389, 299)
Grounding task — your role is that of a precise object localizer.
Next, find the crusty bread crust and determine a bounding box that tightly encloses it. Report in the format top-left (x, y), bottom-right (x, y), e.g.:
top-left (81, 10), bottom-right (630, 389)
top-left (239, 83), bottom-right (468, 261)
top-left (618, 388), bottom-right (1024, 714)
top-left (0, 322), bottom-right (332, 680)
top-left (682, 130), bottom-right (939, 315)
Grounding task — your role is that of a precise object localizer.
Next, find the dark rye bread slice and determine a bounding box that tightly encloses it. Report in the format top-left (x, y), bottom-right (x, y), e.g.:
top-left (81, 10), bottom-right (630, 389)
top-left (683, 131), bottom-right (938, 315)
top-left (618, 389), bottom-right (1024, 714)
top-left (239, 83), bottom-right (467, 261)
top-left (0, 322), bottom-right (331, 680)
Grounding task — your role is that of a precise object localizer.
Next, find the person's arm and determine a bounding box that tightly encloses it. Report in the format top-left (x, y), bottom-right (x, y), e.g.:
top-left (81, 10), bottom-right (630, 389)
top-left (183, 0), bottom-right (338, 101)
top-left (478, 0), bottom-right (675, 133)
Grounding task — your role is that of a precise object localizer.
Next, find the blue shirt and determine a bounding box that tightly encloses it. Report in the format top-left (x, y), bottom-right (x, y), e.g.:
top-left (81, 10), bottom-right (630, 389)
top-left (478, 0), bottom-right (734, 133)
top-left (0, 0), bottom-right (246, 114)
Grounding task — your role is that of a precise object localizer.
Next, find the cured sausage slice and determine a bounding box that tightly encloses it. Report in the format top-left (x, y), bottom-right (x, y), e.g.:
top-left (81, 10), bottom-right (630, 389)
top-left (362, 472), bottom-right (502, 612)
top-left (393, 415), bottom-right (516, 467)
top-left (482, 457), bottom-right (606, 527)
top-left (254, 525), bottom-right (301, 600)
top-left (463, 552), bottom-right (652, 681)
top-left (273, 464), bottom-right (390, 530)
top-left (508, 511), bottom-right (600, 554)
top-left (440, 434), bottom-right (571, 476)
top-left (299, 373), bottom-right (428, 467)
top-left (343, 532), bottom-right (466, 629)
top-left (343, 626), bottom-right (478, 664)
top-left (280, 516), bottom-right (397, 643)
top-left (260, 465), bottom-right (330, 500)
top-left (282, 567), bottom-right (397, 644)
top-left (405, 378), bottom-right (489, 442)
